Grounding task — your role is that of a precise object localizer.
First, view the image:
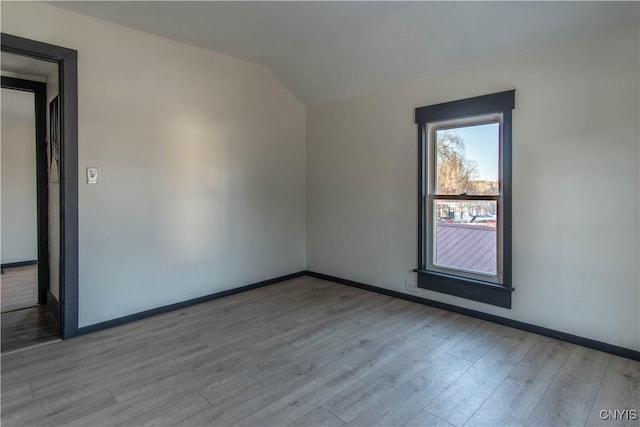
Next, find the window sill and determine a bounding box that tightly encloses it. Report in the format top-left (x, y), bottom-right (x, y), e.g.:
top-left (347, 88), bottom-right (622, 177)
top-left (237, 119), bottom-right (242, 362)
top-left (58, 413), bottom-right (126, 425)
top-left (413, 269), bottom-right (513, 309)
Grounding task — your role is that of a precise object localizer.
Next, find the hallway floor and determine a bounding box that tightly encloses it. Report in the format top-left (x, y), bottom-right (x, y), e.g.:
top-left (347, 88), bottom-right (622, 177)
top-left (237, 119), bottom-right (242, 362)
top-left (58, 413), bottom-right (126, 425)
top-left (1, 264), bottom-right (38, 312)
top-left (1, 306), bottom-right (59, 353)
top-left (1, 265), bottom-right (59, 353)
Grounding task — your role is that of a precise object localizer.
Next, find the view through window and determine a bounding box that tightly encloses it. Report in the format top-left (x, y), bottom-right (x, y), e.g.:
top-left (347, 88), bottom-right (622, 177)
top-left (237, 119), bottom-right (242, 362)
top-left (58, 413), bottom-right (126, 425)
top-left (433, 122), bottom-right (499, 276)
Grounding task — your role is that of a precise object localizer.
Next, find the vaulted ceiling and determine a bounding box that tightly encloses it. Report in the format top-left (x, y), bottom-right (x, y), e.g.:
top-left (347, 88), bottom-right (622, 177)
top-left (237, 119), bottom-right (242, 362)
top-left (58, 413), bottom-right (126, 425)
top-left (51, 1), bottom-right (639, 105)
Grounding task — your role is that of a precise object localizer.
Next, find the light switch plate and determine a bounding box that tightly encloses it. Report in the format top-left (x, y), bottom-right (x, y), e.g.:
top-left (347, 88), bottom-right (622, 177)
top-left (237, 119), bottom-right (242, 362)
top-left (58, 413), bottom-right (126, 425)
top-left (86, 167), bottom-right (99, 184)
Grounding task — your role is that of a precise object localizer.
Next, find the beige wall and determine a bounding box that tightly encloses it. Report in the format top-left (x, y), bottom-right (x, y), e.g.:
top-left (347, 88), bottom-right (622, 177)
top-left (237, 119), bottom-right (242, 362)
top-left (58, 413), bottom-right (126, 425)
top-left (1, 88), bottom-right (38, 264)
top-left (2, 1), bottom-right (306, 327)
top-left (307, 25), bottom-right (640, 350)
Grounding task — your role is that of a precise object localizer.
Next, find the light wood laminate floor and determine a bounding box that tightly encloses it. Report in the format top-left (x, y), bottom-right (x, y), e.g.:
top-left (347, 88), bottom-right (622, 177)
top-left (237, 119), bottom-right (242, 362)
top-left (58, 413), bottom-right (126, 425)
top-left (1, 276), bottom-right (638, 426)
top-left (1, 265), bottom-right (38, 313)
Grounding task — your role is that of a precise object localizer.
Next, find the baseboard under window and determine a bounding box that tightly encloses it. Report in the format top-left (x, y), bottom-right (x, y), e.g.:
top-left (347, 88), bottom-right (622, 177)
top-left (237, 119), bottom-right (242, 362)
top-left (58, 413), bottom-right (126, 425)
top-left (304, 270), bottom-right (640, 362)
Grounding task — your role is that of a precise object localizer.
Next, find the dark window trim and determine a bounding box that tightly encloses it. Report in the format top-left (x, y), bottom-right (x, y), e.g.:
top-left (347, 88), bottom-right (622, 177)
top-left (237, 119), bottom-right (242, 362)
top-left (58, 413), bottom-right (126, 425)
top-left (2, 33), bottom-right (79, 338)
top-left (415, 90), bottom-right (515, 309)
top-left (415, 90), bottom-right (515, 123)
top-left (1, 77), bottom-right (49, 306)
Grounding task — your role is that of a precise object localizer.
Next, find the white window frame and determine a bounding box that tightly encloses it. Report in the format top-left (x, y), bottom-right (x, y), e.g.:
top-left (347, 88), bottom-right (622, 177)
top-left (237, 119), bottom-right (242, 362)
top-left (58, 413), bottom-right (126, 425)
top-left (425, 113), bottom-right (503, 284)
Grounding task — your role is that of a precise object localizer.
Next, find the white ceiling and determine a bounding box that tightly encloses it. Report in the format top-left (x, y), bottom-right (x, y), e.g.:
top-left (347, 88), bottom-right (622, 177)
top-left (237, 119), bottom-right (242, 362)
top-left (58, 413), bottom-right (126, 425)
top-left (51, 1), bottom-right (639, 105)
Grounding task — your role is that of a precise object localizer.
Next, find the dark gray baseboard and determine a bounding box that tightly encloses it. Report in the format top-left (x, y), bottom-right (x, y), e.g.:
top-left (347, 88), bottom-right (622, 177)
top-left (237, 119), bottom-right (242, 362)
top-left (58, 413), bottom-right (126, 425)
top-left (305, 270), bottom-right (640, 361)
top-left (72, 267), bottom-right (640, 362)
top-left (77, 271), bottom-right (306, 335)
top-left (1, 260), bottom-right (38, 271)
top-left (47, 290), bottom-right (60, 324)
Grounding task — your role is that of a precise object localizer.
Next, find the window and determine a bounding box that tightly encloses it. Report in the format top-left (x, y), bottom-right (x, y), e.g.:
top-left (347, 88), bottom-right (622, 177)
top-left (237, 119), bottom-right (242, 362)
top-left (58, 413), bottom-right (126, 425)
top-left (415, 90), bottom-right (515, 308)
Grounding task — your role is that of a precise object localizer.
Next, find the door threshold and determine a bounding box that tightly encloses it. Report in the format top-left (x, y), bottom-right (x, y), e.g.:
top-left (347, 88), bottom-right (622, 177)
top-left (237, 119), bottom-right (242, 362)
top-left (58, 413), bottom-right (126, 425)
top-left (1, 338), bottom-right (61, 356)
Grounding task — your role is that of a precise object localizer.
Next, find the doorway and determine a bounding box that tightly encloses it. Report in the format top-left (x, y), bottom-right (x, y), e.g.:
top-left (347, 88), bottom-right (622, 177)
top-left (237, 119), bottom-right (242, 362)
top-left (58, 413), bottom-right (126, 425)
top-left (1, 68), bottom-right (58, 352)
top-left (1, 33), bottom-right (79, 344)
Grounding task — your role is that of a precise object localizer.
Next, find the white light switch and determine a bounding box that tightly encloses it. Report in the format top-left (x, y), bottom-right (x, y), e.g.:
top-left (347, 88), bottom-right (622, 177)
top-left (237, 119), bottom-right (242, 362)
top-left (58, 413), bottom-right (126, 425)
top-left (86, 167), bottom-right (99, 184)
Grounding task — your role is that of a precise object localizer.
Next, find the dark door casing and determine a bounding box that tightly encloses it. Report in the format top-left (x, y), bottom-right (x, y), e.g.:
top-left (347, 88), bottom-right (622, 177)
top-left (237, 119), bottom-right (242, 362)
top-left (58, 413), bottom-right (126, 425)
top-left (1, 33), bottom-right (79, 339)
